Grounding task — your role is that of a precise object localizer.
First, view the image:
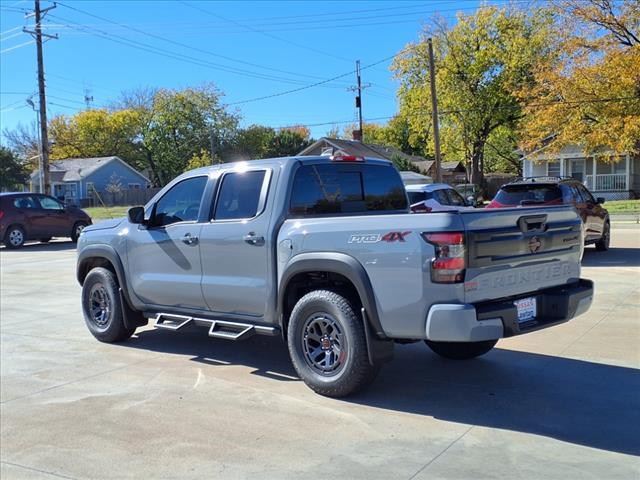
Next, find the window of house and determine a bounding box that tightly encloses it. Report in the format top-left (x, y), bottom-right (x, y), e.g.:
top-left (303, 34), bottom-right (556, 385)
top-left (547, 160), bottom-right (561, 177)
top-left (154, 176), bottom-right (208, 226)
top-left (214, 170), bottom-right (267, 220)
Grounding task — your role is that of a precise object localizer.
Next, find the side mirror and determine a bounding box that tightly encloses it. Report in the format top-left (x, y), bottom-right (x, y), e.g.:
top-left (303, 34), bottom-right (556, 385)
top-left (127, 206), bottom-right (145, 224)
top-left (596, 197), bottom-right (606, 204)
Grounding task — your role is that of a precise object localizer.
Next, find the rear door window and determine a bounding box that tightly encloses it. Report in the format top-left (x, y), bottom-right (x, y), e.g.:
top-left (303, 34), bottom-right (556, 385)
top-left (433, 189), bottom-right (450, 205)
top-left (577, 184), bottom-right (595, 204)
top-left (494, 185), bottom-right (562, 205)
top-left (407, 191), bottom-right (427, 204)
top-left (214, 170), bottom-right (267, 220)
top-left (446, 189), bottom-right (466, 206)
top-left (13, 196), bottom-right (38, 209)
top-left (290, 164), bottom-right (407, 216)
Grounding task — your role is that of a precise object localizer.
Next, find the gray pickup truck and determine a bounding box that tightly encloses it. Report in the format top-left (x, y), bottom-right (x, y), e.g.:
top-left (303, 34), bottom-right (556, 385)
top-left (77, 155), bottom-right (594, 397)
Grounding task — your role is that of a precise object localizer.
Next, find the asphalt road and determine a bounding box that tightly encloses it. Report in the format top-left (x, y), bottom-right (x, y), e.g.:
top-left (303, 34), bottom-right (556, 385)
top-left (1, 227), bottom-right (639, 479)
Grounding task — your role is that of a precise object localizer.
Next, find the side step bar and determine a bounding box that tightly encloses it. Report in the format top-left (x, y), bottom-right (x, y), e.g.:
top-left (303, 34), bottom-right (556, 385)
top-left (153, 313), bottom-right (277, 341)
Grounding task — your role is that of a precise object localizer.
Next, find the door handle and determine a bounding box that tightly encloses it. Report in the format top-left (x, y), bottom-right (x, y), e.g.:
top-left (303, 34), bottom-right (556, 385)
top-left (182, 233), bottom-right (198, 246)
top-left (243, 232), bottom-right (265, 246)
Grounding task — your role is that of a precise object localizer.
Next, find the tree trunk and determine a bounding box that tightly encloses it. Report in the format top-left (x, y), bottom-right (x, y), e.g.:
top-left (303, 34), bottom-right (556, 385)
top-left (145, 150), bottom-right (164, 186)
top-left (470, 140), bottom-right (485, 185)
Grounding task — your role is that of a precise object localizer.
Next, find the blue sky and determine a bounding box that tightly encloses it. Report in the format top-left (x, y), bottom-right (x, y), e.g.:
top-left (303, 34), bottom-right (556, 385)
top-left (1, 0), bottom-right (508, 139)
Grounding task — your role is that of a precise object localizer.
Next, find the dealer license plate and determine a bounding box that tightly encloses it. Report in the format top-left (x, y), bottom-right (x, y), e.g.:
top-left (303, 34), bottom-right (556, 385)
top-left (514, 297), bottom-right (537, 323)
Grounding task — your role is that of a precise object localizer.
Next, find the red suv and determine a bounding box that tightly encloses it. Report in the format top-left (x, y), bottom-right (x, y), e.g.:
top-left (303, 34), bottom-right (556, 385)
top-left (487, 177), bottom-right (610, 251)
top-left (0, 193), bottom-right (92, 249)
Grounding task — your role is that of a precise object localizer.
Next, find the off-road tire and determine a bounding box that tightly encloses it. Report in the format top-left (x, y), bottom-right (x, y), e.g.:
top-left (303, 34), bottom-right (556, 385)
top-left (82, 267), bottom-right (136, 343)
top-left (287, 290), bottom-right (380, 397)
top-left (4, 225), bottom-right (25, 249)
top-left (71, 221), bottom-right (87, 243)
top-left (425, 339), bottom-right (498, 360)
top-left (595, 221), bottom-right (610, 251)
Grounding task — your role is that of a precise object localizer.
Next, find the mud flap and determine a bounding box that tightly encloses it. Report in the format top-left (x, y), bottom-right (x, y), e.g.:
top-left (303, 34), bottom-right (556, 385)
top-left (362, 308), bottom-right (394, 366)
top-left (119, 288), bottom-right (148, 330)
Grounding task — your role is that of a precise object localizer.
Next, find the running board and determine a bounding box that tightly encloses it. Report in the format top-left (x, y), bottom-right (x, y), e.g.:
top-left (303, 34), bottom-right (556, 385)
top-left (153, 313), bottom-right (277, 341)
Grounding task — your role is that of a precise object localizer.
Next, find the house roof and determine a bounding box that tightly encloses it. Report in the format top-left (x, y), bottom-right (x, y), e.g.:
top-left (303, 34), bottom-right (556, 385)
top-left (31, 156), bottom-right (149, 182)
top-left (298, 137), bottom-right (428, 164)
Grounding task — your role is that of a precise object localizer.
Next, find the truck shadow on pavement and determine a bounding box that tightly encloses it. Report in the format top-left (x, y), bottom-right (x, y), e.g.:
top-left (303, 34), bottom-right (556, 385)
top-left (582, 247), bottom-right (640, 267)
top-left (129, 328), bottom-right (639, 456)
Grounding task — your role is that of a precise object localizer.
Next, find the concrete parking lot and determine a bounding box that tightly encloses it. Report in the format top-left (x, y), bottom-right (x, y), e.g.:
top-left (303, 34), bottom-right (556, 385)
top-left (1, 226), bottom-right (639, 479)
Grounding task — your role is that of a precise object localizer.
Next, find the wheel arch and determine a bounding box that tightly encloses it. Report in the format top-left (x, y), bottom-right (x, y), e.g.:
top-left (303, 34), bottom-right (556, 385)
top-left (77, 245), bottom-right (146, 329)
top-left (278, 252), bottom-right (385, 339)
top-left (77, 245), bottom-right (131, 306)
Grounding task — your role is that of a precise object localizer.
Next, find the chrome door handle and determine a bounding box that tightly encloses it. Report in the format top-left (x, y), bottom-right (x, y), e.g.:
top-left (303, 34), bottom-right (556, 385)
top-left (182, 233), bottom-right (198, 245)
top-left (243, 232), bottom-right (265, 246)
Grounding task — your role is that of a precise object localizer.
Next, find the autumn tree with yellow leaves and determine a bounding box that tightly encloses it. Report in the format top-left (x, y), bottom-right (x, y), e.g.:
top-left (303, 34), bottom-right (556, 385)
top-left (518, 0), bottom-right (640, 157)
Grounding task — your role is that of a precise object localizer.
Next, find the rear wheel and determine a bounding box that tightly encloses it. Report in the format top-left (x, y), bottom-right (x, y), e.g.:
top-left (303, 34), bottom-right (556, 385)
top-left (4, 225), bottom-right (25, 249)
top-left (287, 290), bottom-right (380, 397)
top-left (595, 221), bottom-right (610, 251)
top-left (425, 339), bottom-right (497, 360)
top-left (71, 221), bottom-right (87, 243)
top-left (82, 267), bottom-right (135, 343)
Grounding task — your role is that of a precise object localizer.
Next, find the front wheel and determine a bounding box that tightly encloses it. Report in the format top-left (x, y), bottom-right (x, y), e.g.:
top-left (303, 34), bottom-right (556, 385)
top-left (287, 290), bottom-right (380, 397)
top-left (425, 339), bottom-right (497, 360)
top-left (82, 267), bottom-right (135, 343)
top-left (595, 222), bottom-right (610, 251)
top-left (4, 225), bottom-right (25, 249)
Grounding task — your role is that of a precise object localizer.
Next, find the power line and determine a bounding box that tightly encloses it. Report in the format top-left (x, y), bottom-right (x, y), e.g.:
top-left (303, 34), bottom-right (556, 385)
top-left (225, 54), bottom-right (398, 106)
top-left (0, 40), bottom-right (35, 53)
top-left (56, 2), bottom-right (343, 83)
top-left (179, 0), bottom-right (353, 63)
top-left (48, 13), bottom-right (350, 89)
top-left (270, 96), bottom-right (640, 130)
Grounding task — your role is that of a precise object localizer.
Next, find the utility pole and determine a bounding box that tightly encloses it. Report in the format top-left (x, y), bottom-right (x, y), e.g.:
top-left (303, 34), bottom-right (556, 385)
top-left (24, 0), bottom-right (57, 195)
top-left (347, 60), bottom-right (370, 142)
top-left (427, 38), bottom-right (442, 183)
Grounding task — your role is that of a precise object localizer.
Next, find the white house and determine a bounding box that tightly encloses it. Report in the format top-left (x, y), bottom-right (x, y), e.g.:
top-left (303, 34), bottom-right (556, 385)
top-left (522, 144), bottom-right (639, 200)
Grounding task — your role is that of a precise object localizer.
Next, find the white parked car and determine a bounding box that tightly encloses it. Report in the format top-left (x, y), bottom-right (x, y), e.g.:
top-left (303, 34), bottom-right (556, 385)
top-left (406, 183), bottom-right (473, 213)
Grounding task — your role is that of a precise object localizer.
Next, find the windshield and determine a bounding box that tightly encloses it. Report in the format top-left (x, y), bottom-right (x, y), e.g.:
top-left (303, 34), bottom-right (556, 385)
top-left (494, 184), bottom-right (562, 205)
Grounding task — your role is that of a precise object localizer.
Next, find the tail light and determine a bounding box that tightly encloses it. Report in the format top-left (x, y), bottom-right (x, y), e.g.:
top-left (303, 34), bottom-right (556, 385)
top-left (0, 210), bottom-right (4, 221)
top-left (330, 155), bottom-right (364, 162)
top-left (421, 232), bottom-right (466, 283)
top-left (410, 203), bottom-right (432, 213)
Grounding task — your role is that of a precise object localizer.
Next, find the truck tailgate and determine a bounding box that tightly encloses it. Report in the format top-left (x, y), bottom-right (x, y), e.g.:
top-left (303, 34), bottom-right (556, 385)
top-left (460, 206), bottom-right (582, 304)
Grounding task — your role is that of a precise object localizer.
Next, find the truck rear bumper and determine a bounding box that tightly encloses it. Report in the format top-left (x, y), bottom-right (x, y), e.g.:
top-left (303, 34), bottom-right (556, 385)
top-left (425, 279), bottom-right (594, 342)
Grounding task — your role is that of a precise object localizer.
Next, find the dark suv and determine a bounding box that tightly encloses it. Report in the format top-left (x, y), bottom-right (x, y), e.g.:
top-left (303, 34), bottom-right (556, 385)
top-left (0, 192), bottom-right (92, 249)
top-left (487, 177), bottom-right (610, 251)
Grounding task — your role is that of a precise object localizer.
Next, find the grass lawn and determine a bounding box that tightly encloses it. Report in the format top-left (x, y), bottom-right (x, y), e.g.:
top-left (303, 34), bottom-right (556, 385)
top-left (84, 206), bottom-right (131, 221)
top-left (604, 199), bottom-right (640, 215)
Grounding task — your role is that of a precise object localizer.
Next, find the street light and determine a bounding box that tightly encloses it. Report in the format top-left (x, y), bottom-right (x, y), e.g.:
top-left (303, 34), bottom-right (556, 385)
top-left (26, 95), bottom-right (43, 194)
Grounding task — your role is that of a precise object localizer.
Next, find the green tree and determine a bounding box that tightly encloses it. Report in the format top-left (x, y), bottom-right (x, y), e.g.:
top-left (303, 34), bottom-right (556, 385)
top-left (393, 6), bottom-right (553, 183)
top-left (0, 146), bottom-right (29, 191)
top-left (114, 84), bottom-right (238, 185)
top-left (389, 153), bottom-right (420, 173)
top-left (266, 129), bottom-right (313, 157)
top-left (227, 125), bottom-right (275, 160)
